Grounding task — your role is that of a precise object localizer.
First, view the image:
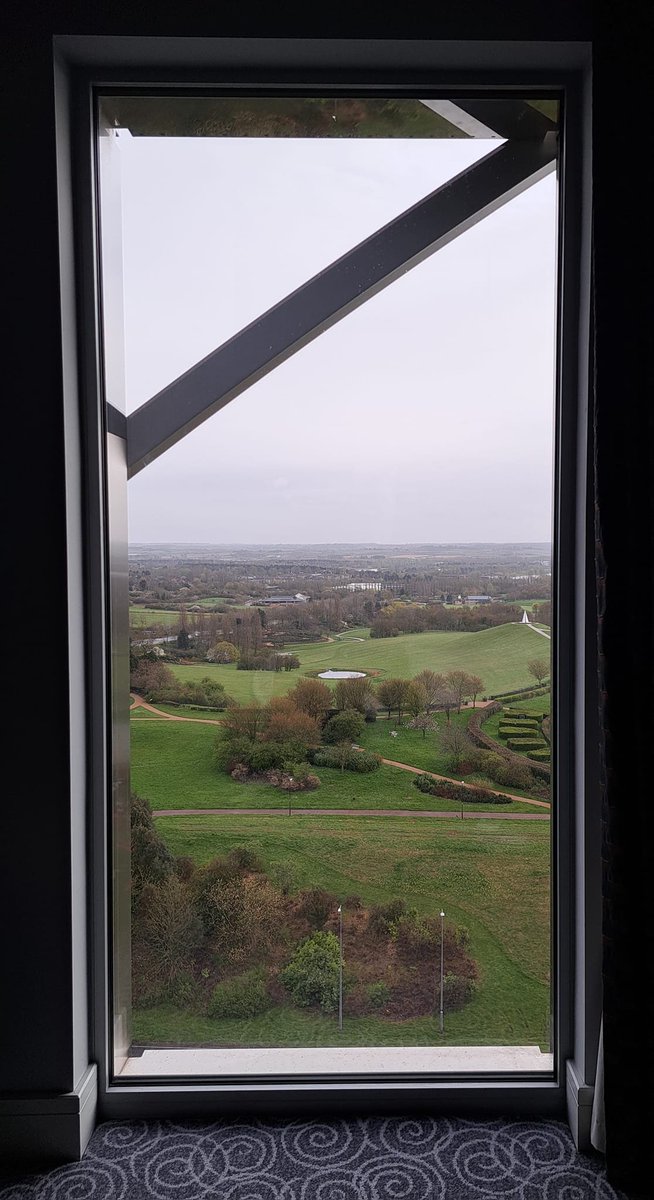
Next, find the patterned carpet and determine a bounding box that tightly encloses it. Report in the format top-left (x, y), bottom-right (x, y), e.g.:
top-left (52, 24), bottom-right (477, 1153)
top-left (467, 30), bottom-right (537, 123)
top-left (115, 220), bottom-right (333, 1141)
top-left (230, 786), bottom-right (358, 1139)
top-left (0, 1117), bottom-right (625, 1199)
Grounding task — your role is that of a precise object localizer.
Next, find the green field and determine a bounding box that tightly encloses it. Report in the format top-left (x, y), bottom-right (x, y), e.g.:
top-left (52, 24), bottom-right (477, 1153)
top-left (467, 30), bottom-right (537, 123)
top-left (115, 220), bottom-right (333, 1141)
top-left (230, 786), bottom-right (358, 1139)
top-left (129, 607), bottom-right (179, 628)
top-left (138, 813), bottom-right (550, 1048)
top-left (130, 720), bottom-right (538, 813)
top-left (168, 623), bottom-right (542, 705)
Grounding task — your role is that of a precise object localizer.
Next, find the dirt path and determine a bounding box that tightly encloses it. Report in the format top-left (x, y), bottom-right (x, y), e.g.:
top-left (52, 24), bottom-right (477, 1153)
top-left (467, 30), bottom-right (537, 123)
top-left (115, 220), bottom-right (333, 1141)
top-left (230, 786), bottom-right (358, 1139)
top-left (131, 694), bottom-right (550, 810)
top-left (130, 694), bottom-right (224, 726)
top-left (378, 758), bottom-right (550, 809)
top-left (154, 807), bottom-right (549, 821)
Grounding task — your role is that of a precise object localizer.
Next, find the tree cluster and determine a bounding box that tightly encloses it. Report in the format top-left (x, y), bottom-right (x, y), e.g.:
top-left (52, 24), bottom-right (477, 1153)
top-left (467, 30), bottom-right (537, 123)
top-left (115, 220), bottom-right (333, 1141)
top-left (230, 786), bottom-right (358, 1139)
top-left (370, 601), bottom-right (522, 638)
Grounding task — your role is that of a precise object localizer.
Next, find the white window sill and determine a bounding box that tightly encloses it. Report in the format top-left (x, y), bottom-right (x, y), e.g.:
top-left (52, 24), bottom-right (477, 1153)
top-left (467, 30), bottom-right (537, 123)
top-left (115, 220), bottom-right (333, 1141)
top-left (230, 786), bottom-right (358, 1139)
top-left (119, 1045), bottom-right (553, 1077)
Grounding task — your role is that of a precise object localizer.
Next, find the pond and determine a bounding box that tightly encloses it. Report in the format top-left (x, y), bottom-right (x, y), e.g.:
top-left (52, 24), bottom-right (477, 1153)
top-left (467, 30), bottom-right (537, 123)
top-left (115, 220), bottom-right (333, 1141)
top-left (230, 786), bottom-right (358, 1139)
top-left (318, 669), bottom-right (366, 679)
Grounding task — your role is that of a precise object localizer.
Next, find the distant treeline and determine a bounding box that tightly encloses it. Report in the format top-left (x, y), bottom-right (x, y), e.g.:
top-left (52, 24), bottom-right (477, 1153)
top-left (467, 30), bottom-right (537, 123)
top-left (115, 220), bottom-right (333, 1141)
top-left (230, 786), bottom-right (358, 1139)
top-left (369, 601), bottom-right (535, 638)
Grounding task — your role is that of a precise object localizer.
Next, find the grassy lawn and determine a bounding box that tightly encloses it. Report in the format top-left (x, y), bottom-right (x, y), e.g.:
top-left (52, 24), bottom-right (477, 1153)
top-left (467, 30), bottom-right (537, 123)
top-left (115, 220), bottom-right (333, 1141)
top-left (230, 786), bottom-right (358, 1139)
top-left (130, 720), bottom-right (540, 813)
top-left (168, 623), bottom-right (544, 705)
top-left (129, 607), bottom-right (180, 627)
top-left (139, 813), bottom-right (551, 1048)
top-left (358, 711), bottom-right (473, 777)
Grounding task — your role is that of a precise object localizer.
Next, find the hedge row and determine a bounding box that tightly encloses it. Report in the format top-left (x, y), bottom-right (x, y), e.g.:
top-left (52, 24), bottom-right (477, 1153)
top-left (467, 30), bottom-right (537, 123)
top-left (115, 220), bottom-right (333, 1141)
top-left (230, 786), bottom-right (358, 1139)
top-left (491, 686), bottom-right (550, 703)
top-left (498, 726), bottom-right (538, 739)
top-left (414, 773), bottom-right (511, 805)
top-left (507, 738), bottom-right (546, 751)
top-left (489, 683), bottom-right (549, 700)
top-left (528, 748), bottom-right (551, 761)
top-left (468, 706), bottom-right (550, 780)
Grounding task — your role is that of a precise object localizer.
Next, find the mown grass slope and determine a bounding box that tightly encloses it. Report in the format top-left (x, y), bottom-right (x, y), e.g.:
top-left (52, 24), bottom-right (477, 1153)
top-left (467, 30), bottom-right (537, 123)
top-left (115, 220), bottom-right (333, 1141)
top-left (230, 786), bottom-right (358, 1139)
top-left (168, 623), bottom-right (541, 705)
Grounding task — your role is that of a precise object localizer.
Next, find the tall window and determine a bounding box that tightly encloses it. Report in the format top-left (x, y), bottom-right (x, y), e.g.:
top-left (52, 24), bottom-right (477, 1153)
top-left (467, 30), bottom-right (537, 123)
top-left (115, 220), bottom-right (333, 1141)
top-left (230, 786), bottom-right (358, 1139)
top-left (98, 93), bottom-right (559, 1081)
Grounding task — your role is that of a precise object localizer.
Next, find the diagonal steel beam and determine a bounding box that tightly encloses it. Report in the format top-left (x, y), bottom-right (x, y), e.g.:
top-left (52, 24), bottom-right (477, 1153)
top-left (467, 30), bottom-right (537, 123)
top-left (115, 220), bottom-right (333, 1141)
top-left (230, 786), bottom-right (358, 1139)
top-left (127, 136), bottom-right (556, 475)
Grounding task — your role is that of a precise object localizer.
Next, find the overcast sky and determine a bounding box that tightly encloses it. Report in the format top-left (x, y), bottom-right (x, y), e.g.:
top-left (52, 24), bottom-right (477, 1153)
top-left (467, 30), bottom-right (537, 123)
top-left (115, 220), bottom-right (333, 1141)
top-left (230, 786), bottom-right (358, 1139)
top-left (109, 128), bottom-right (557, 544)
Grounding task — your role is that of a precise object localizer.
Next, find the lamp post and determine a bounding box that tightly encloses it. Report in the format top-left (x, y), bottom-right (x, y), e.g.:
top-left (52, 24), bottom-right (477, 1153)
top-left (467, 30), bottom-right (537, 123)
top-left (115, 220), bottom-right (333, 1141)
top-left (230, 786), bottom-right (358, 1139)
top-left (337, 904), bottom-right (343, 1032)
top-left (439, 910), bottom-right (445, 1034)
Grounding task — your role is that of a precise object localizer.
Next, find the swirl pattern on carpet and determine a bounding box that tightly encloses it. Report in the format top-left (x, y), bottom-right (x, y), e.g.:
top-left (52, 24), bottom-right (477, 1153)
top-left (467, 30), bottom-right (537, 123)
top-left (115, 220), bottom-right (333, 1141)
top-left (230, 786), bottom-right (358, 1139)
top-left (0, 1119), bottom-right (625, 1199)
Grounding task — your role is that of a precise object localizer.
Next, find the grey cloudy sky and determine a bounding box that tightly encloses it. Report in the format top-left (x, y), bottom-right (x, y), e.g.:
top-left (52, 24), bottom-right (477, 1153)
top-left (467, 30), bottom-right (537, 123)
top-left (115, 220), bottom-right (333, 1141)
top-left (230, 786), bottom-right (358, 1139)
top-left (111, 129), bottom-right (557, 544)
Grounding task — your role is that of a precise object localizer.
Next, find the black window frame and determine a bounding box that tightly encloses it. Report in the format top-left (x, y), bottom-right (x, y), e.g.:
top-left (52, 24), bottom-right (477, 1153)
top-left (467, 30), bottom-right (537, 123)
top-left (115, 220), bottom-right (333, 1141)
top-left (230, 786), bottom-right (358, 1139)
top-left (57, 35), bottom-right (596, 1127)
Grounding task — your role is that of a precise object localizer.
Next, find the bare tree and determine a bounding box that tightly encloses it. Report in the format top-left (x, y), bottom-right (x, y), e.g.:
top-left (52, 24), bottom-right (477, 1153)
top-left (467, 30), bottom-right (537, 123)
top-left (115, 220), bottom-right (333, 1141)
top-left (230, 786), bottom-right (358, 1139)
top-left (439, 723), bottom-right (472, 771)
top-left (435, 684), bottom-right (458, 725)
top-left (446, 670), bottom-right (473, 712)
top-left (527, 657), bottom-right (550, 685)
top-left (376, 678), bottom-right (412, 723)
top-left (333, 676), bottom-right (376, 714)
top-left (288, 677), bottom-right (332, 722)
top-left (468, 675), bottom-right (484, 707)
top-left (413, 669), bottom-right (445, 711)
top-left (405, 681), bottom-right (428, 719)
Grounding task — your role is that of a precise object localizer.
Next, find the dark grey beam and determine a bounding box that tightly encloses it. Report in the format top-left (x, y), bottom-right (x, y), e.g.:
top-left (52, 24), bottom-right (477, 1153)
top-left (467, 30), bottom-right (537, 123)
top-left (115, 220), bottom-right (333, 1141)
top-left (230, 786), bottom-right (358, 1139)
top-left (127, 136), bottom-right (556, 475)
top-left (454, 99), bottom-right (558, 140)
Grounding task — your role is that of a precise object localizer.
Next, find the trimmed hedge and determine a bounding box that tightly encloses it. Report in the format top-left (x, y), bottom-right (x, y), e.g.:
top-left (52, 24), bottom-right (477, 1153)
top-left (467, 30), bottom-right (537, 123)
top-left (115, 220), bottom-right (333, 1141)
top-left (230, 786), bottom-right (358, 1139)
top-left (528, 748), bottom-right (551, 761)
top-left (498, 726), bottom-right (536, 739)
top-left (507, 738), bottom-right (546, 751)
top-left (414, 773), bottom-right (511, 805)
top-left (490, 683), bottom-right (549, 700)
top-left (468, 705), bottom-right (550, 782)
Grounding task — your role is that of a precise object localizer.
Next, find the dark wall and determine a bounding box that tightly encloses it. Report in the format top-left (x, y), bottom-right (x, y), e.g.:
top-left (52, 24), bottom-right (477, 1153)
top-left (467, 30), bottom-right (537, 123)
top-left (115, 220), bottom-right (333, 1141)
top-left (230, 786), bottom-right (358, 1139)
top-left (4, 7), bottom-right (653, 1194)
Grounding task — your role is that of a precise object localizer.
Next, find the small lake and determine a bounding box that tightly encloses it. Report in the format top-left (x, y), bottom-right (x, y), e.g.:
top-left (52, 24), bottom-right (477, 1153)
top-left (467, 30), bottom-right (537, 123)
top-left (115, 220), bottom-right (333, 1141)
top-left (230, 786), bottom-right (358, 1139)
top-left (318, 670), bottom-right (366, 679)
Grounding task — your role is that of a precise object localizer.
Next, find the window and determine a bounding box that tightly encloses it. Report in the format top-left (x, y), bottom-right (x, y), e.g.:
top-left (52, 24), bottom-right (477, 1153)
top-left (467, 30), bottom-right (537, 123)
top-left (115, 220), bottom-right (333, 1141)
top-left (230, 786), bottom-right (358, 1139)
top-left (63, 38), bottom-right (593, 1120)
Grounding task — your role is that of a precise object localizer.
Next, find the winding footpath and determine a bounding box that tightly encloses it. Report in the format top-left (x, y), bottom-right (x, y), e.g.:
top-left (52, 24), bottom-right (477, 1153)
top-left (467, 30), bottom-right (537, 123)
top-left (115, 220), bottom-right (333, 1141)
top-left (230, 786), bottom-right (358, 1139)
top-left (131, 693), bottom-right (550, 818)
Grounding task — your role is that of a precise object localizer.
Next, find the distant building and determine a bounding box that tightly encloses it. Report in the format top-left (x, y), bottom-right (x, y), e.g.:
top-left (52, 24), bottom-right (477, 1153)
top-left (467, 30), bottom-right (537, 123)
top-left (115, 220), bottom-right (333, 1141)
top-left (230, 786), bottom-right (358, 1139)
top-left (258, 594), bottom-right (309, 605)
top-left (465, 595), bottom-right (492, 604)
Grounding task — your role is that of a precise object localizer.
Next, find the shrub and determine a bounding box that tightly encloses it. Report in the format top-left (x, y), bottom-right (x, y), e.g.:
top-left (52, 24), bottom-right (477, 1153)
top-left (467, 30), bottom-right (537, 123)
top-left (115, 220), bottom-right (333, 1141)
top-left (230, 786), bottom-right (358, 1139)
top-left (298, 887), bottom-right (338, 928)
top-left (443, 972), bottom-right (477, 1009)
top-left (507, 738), bottom-right (546, 751)
top-left (491, 759), bottom-right (536, 790)
top-left (280, 932), bottom-right (340, 1012)
top-left (413, 774), bottom-right (511, 805)
top-left (528, 748), bottom-right (551, 761)
top-left (368, 899), bottom-right (407, 937)
top-left (227, 847), bottom-right (264, 872)
top-left (366, 981), bottom-right (391, 1010)
top-left (208, 969), bottom-right (270, 1019)
top-left (498, 725), bottom-right (536, 739)
top-left (394, 910), bottom-right (440, 958)
top-left (322, 709), bottom-right (365, 744)
top-left (312, 747), bottom-right (381, 773)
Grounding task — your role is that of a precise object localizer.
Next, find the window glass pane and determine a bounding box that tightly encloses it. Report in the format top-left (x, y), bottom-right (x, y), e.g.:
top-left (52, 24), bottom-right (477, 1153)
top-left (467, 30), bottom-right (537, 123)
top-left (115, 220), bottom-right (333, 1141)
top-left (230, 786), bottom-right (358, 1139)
top-left (99, 94), bottom-right (558, 1079)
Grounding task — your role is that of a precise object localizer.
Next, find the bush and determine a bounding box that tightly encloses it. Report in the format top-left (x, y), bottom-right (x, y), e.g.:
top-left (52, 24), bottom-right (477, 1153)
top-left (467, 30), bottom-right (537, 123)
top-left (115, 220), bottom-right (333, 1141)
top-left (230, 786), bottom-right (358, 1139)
top-left (298, 887), bottom-right (338, 928)
top-left (322, 709), bottom-right (365, 744)
top-left (280, 932), bottom-right (340, 1012)
top-left (413, 774), bottom-right (511, 805)
top-left (528, 748), bottom-right (551, 761)
top-left (498, 725), bottom-right (536, 739)
top-left (208, 969), bottom-right (270, 1019)
top-left (313, 747), bottom-right (381, 773)
top-left (394, 910), bottom-right (440, 958)
top-left (366, 981), bottom-right (391, 1010)
top-left (506, 738), bottom-right (546, 751)
top-left (227, 847), bottom-right (264, 872)
top-left (443, 973), bottom-right (476, 1009)
top-left (491, 759), bottom-right (536, 790)
top-left (368, 899), bottom-right (407, 937)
